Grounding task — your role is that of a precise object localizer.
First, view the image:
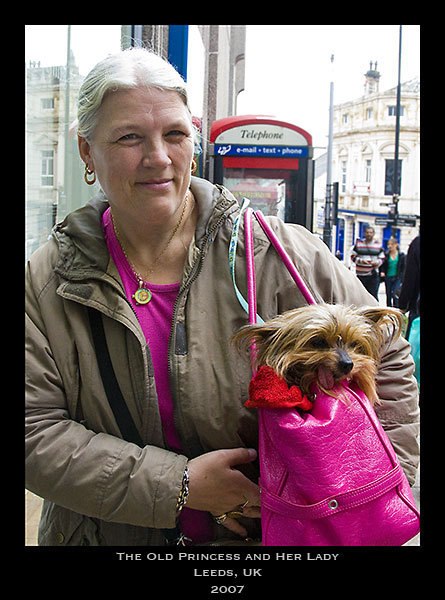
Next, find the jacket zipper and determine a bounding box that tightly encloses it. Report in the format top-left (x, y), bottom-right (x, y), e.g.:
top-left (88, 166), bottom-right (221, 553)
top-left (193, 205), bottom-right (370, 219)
top-left (168, 199), bottom-right (237, 456)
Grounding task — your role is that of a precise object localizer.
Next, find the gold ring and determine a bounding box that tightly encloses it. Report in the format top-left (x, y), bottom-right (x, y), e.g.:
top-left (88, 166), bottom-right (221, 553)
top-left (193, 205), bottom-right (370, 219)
top-left (214, 500), bottom-right (250, 524)
top-left (214, 513), bottom-right (228, 524)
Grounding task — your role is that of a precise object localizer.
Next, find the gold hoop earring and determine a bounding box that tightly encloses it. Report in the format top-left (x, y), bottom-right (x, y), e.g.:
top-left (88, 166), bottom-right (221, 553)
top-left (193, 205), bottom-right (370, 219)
top-left (84, 164), bottom-right (96, 185)
top-left (191, 158), bottom-right (197, 175)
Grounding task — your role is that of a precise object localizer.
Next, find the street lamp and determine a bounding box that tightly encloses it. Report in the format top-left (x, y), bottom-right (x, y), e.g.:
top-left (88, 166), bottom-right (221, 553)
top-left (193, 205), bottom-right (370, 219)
top-left (323, 54), bottom-right (335, 250)
top-left (391, 25), bottom-right (402, 237)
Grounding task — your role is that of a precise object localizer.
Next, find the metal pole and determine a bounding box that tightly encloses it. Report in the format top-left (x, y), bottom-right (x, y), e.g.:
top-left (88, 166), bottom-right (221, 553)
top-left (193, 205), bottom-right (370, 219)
top-left (59, 24), bottom-right (71, 222)
top-left (323, 54), bottom-right (335, 250)
top-left (392, 25), bottom-right (402, 236)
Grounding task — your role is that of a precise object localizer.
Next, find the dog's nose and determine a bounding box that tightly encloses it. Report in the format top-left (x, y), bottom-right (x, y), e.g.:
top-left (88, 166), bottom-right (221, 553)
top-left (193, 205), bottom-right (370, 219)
top-left (337, 349), bottom-right (353, 374)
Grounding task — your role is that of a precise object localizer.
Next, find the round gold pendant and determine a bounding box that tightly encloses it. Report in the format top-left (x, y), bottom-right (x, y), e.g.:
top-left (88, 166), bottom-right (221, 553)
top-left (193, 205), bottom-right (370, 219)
top-left (132, 287), bottom-right (152, 305)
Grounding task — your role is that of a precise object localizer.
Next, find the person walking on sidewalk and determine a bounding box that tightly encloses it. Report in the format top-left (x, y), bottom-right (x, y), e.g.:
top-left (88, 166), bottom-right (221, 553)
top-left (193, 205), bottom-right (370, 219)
top-left (380, 237), bottom-right (406, 307)
top-left (350, 226), bottom-right (385, 300)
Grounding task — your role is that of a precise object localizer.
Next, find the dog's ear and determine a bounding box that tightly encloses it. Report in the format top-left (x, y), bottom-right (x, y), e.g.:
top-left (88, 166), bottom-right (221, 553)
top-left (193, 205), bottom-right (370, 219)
top-left (356, 306), bottom-right (404, 338)
top-left (231, 323), bottom-right (280, 353)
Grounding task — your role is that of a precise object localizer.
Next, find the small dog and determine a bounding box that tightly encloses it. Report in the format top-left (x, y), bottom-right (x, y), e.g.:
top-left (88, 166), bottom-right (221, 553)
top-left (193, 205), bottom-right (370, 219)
top-left (232, 304), bottom-right (404, 406)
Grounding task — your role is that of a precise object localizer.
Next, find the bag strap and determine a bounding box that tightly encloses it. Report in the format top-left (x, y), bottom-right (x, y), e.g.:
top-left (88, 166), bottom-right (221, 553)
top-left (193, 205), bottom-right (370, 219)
top-left (229, 198), bottom-right (264, 324)
top-left (229, 203), bottom-right (316, 323)
top-left (88, 307), bottom-right (144, 447)
top-left (87, 307), bottom-right (182, 545)
top-left (244, 207), bottom-right (258, 325)
top-left (248, 209), bottom-right (317, 310)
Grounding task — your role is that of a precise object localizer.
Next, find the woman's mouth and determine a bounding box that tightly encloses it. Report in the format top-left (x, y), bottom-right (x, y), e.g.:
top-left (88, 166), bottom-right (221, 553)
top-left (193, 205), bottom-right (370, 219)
top-left (136, 178), bottom-right (172, 191)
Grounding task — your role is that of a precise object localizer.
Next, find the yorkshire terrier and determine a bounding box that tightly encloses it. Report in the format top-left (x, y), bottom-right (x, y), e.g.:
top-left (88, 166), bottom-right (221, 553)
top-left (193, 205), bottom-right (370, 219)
top-left (232, 304), bottom-right (404, 406)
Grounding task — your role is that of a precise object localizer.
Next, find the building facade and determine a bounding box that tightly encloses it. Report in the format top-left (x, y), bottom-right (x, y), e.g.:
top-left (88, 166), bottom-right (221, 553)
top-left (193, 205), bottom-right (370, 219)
top-left (314, 64), bottom-right (420, 259)
top-left (25, 57), bottom-right (91, 260)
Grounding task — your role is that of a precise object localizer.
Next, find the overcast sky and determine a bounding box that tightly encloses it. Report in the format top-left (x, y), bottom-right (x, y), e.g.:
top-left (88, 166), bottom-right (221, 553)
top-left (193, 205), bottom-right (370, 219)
top-left (237, 25), bottom-right (420, 152)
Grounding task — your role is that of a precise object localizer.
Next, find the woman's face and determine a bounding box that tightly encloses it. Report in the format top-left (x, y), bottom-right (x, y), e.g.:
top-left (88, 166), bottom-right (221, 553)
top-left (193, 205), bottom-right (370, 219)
top-left (78, 86), bottom-right (195, 224)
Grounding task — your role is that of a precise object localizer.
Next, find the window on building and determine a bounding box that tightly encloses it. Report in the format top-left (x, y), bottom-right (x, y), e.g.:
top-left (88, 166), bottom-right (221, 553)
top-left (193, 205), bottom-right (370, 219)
top-left (366, 108), bottom-right (373, 119)
top-left (25, 25), bottom-right (121, 261)
top-left (41, 97), bottom-right (54, 110)
top-left (384, 159), bottom-right (402, 196)
top-left (365, 159), bottom-right (372, 183)
top-left (40, 150), bottom-right (54, 187)
top-left (388, 105), bottom-right (405, 116)
top-left (342, 113), bottom-right (349, 124)
top-left (341, 161), bottom-right (347, 193)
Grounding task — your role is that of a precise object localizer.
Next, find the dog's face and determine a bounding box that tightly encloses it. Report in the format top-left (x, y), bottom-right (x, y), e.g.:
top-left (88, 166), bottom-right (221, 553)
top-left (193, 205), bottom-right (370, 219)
top-left (232, 304), bottom-right (403, 404)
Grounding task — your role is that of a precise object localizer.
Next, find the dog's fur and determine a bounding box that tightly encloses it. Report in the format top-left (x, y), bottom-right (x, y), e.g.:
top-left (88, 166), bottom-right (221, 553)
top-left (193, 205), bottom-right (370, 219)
top-left (232, 304), bottom-right (403, 405)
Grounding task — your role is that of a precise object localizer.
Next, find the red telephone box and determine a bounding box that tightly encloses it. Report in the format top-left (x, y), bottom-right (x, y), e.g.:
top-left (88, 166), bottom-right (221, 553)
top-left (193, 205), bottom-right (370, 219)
top-left (210, 115), bottom-right (314, 229)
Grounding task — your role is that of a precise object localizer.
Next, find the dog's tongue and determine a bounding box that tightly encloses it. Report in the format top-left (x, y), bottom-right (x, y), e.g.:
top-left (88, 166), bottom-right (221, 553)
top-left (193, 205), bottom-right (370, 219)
top-left (318, 366), bottom-right (335, 389)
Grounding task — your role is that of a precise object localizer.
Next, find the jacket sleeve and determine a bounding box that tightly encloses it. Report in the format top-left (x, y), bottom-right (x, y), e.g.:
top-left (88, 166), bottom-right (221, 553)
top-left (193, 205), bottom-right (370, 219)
top-left (376, 247), bottom-right (385, 268)
top-left (264, 220), bottom-right (420, 485)
top-left (25, 259), bottom-right (187, 529)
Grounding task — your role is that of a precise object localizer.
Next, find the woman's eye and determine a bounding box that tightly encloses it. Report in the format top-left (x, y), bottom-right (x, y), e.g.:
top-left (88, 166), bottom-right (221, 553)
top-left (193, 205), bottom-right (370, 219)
top-left (119, 133), bottom-right (139, 141)
top-left (166, 130), bottom-right (186, 138)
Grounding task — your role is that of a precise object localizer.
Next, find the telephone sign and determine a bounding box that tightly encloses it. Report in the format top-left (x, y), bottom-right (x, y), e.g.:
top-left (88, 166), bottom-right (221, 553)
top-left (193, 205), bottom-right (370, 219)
top-left (210, 115), bottom-right (314, 229)
top-left (214, 144), bottom-right (309, 158)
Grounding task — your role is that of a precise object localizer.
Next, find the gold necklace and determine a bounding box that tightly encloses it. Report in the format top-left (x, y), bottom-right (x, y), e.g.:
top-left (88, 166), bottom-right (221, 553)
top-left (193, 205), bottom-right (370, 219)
top-left (111, 190), bottom-right (191, 305)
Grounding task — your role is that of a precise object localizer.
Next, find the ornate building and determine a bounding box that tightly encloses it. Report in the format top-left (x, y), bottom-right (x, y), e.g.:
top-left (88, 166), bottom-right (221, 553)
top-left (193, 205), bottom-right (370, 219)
top-left (314, 63), bottom-right (420, 258)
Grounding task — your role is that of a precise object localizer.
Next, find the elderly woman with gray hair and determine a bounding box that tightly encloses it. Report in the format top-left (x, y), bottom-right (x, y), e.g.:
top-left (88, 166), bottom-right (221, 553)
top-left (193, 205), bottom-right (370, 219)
top-left (25, 49), bottom-right (420, 546)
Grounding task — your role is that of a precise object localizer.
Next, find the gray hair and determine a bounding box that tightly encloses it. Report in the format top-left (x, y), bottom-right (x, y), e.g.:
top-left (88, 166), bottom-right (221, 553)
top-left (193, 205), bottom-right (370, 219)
top-left (76, 48), bottom-right (195, 144)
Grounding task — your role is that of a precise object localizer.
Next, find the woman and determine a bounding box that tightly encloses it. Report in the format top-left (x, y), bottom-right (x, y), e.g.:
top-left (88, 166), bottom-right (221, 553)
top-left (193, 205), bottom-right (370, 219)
top-left (380, 237), bottom-right (406, 307)
top-left (25, 48), bottom-right (420, 546)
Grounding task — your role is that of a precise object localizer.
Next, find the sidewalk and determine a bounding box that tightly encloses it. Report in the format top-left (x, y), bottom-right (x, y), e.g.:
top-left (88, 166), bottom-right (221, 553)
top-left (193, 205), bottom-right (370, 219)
top-left (25, 489), bottom-right (43, 546)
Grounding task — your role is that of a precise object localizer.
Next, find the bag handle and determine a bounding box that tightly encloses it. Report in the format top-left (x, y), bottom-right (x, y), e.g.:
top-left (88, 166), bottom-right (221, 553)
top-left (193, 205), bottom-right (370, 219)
top-left (229, 199), bottom-right (264, 324)
top-left (250, 210), bottom-right (317, 307)
top-left (242, 208), bottom-right (317, 331)
top-left (240, 207), bottom-right (317, 374)
top-left (229, 202), bottom-right (317, 322)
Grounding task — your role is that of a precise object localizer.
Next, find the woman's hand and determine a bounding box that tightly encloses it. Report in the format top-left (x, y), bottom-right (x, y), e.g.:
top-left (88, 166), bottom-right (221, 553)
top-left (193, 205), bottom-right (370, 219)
top-left (187, 448), bottom-right (261, 537)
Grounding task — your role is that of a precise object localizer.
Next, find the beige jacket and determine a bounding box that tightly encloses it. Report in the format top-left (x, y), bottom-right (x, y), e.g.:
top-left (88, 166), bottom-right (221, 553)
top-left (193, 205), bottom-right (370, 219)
top-left (25, 177), bottom-right (420, 546)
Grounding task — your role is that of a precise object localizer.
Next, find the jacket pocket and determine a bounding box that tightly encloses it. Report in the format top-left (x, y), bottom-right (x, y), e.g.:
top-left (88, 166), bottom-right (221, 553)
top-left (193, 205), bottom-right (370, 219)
top-left (38, 500), bottom-right (101, 546)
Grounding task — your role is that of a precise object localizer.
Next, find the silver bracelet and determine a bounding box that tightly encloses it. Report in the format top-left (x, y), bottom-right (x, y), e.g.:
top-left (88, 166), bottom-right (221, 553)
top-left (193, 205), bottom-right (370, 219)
top-left (175, 463), bottom-right (190, 514)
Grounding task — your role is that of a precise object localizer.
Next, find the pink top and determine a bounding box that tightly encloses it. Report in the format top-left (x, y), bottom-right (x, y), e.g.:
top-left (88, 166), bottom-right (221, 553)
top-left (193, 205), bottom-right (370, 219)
top-left (102, 207), bottom-right (213, 543)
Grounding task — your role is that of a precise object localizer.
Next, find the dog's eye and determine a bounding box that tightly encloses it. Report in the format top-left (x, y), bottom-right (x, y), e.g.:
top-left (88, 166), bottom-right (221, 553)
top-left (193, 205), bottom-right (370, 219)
top-left (311, 337), bottom-right (329, 349)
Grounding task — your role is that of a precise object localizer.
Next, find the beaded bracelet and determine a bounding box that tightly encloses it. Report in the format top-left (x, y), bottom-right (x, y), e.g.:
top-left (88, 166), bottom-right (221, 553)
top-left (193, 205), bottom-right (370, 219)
top-left (175, 463), bottom-right (190, 514)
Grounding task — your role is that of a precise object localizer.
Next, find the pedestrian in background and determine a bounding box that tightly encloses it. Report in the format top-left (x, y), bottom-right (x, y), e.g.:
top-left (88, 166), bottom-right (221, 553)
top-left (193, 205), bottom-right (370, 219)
top-left (350, 226), bottom-right (385, 300)
top-left (380, 237), bottom-right (406, 307)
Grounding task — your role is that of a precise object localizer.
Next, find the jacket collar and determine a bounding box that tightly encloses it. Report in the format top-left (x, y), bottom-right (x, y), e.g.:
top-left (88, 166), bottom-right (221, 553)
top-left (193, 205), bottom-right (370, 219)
top-left (52, 177), bottom-right (238, 281)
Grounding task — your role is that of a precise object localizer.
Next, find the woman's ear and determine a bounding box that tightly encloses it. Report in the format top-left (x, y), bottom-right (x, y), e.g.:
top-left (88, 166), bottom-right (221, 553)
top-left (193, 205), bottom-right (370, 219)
top-left (78, 135), bottom-right (93, 169)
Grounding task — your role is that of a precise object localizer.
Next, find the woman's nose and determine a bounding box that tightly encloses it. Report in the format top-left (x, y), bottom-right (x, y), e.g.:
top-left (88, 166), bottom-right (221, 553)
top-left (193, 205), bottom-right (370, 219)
top-left (141, 140), bottom-right (172, 168)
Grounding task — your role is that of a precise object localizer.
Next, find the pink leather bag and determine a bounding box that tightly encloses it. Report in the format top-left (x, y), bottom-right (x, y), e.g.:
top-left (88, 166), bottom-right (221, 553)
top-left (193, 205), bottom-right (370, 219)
top-left (243, 207), bottom-right (420, 546)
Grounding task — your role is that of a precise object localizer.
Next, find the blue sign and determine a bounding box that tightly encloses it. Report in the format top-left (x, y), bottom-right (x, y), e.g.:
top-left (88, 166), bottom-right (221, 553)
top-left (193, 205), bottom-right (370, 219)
top-left (214, 144), bottom-right (308, 158)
